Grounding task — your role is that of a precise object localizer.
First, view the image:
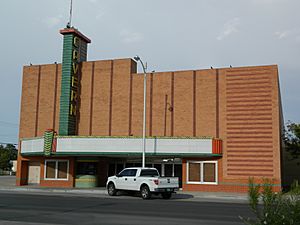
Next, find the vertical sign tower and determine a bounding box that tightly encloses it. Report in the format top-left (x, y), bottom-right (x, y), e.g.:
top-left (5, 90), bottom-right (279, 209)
top-left (59, 28), bottom-right (91, 135)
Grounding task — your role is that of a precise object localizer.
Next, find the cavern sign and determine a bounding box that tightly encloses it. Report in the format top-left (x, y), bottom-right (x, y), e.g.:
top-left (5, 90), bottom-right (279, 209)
top-left (59, 28), bottom-right (91, 135)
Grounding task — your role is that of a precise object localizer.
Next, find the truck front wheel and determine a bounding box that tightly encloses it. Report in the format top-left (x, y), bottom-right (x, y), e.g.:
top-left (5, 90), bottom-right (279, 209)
top-left (161, 192), bottom-right (172, 199)
top-left (140, 185), bottom-right (151, 200)
top-left (107, 183), bottom-right (117, 196)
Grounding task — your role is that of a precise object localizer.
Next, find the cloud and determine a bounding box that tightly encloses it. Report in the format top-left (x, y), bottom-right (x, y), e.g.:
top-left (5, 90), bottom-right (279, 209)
top-left (96, 11), bottom-right (105, 20)
top-left (274, 29), bottom-right (300, 41)
top-left (120, 29), bottom-right (143, 43)
top-left (217, 17), bottom-right (240, 41)
top-left (44, 15), bottom-right (63, 28)
top-left (274, 30), bottom-right (291, 39)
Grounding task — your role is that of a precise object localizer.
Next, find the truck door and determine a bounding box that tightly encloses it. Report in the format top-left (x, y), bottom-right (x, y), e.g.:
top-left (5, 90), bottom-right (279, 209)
top-left (116, 169), bottom-right (137, 190)
top-left (116, 169), bottom-right (129, 189)
top-left (125, 169), bottom-right (138, 190)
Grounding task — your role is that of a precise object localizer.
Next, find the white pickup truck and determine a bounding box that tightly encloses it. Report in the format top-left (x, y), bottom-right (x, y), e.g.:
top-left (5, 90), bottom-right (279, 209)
top-left (106, 167), bottom-right (179, 199)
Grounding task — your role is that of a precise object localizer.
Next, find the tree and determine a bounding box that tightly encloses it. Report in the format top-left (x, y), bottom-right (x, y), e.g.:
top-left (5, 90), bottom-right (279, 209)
top-left (0, 144), bottom-right (18, 171)
top-left (284, 121), bottom-right (300, 159)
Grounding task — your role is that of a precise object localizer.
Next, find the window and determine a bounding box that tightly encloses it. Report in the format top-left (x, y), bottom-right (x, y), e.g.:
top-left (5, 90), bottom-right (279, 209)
top-left (76, 162), bottom-right (97, 175)
top-left (58, 161), bottom-right (68, 179)
top-left (188, 163), bottom-right (200, 182)
top-left (118, 169), bottom-right (137, 177)
top-left (46, 161), bottom-right (56, 179)
top-left (129, 169), bottom-right (137, 176)
top-left (153, 164), bottom-right (162, 176)
top-left (140, 169), bottom-right (159, 177)
top-left (187, 161), bottom-right (217, 184)
top-left (203, 163), bottom-right (216, 182)
top-left (45, 160), bottom-right (69, 180)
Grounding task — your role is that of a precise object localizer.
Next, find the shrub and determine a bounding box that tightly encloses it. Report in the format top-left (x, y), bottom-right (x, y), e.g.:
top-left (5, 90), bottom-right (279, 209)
top-left (240, 178), bottom-right (300, 225)
top-left (290, 180), bottom-right (300, 195)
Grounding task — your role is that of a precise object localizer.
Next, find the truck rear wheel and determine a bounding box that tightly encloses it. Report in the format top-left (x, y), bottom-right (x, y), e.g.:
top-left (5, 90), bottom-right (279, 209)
top-left (140, 185), bottom-right (151, 200)
top-left (107, 183), bottom-right (117, 196)
top-left (161, 192), bottom-right (172, 199)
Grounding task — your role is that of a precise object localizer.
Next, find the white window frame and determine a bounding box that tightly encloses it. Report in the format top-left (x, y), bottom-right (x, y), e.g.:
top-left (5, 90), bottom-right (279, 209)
top-left (186, 160), bottom-right (218, 185)
top-left (44, 160), bottom-right (69, 181)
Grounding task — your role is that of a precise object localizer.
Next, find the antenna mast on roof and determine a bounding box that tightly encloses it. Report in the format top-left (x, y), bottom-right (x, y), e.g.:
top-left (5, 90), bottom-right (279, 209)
top-left (67, 0), bottom-right (73, 28)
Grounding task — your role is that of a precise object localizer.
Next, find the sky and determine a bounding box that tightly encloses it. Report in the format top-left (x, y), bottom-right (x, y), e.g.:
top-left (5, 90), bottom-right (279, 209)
top-left (0, 0), bottom-right (299, 144)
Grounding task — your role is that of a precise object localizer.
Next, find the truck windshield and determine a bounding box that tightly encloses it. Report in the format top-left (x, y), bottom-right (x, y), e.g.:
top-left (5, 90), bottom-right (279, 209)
top-left (140, 169), bottom-right (159, 177)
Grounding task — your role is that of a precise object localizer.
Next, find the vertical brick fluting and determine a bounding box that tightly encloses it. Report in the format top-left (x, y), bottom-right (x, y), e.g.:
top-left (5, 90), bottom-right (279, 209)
top-left (173, 71), bottom-right (194, 136)
top-left (91, 60), bottom-right (113, 135)
top-left (77, 62), bottom-right (93, 135)
top-left (110, 59), bottom-right (134, 136)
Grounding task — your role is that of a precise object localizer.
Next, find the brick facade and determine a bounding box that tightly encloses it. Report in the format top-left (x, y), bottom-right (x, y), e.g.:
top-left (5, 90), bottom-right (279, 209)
top-left (17, 59), bottom-right (282, 192)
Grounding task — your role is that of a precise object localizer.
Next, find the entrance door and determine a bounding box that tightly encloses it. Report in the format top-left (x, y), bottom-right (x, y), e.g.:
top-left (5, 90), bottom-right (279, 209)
top-left (75, 161), bottom-right (98, 188)
top-left (162, 163), bottom-right (182, 188)
top-left (164, 164), bottom-right (173, 177)
top-left (174, 164), bottom-right (182, 188)
top-left (28, 162), bottom-right (40, 185)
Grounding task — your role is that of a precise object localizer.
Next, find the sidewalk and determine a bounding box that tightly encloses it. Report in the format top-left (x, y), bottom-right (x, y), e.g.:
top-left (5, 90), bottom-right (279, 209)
top-left (0, 176), bottom-right (248, 203)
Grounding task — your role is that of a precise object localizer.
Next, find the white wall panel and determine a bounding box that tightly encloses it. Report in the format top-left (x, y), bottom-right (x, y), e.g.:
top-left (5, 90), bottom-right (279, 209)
top-left (56, 137), bottom-right (213, 154)
top-left (21, 138), bottom-right (44, 153)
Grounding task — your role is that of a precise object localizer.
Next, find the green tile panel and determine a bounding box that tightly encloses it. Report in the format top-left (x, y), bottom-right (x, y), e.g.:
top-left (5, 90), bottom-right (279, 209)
top-left (59, 31), bottom-right (89, 136)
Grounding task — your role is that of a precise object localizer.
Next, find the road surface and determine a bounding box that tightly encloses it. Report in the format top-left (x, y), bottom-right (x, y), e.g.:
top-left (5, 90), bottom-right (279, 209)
top-left (0, 192), bottom-right (254, 225)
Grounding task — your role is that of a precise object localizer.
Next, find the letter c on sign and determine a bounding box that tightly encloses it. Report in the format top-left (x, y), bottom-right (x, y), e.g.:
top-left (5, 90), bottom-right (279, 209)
top-left (73, 36), bottom-right (80, 48)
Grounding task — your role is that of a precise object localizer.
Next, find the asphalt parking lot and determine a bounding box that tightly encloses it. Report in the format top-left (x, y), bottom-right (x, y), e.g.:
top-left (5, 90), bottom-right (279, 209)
top-left (0, 175), bottom-right (15, 187)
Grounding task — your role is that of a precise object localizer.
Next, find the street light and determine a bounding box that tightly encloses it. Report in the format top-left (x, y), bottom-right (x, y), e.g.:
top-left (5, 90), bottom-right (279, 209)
top-left (134, 55), bottom-right (147, 168)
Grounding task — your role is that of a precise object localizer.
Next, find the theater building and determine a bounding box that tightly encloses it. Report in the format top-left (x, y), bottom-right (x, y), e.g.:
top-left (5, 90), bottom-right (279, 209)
top-left (16, 27), bottom-right (284, 192)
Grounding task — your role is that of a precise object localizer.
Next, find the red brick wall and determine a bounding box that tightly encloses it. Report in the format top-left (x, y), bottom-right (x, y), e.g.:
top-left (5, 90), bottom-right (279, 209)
top-left (110, 59), bottom-right (133, 136)
top-left (91, 60), bottom-right (112, 135)
top-left (218, 66), bottom-right (281, 183)
top-left (174, 71), bottom-right (194, 136)
top-left (37, 65), bottom-right (56, 136)
top-left (77, 62), bottom-right (93, 135)
top-left (77, 59), bottom-right (136, 136)
top-left (130, 72), bottom-right (144, 135)
top-left (196, 70), bottom-right (217, 137)
top-left (54, 64), bottom-right (62, 132)
top-left (19, 64), bottom-right (61, 139)
top-left (19, 66), bottom-right (40, 138)
top-left (150, 72), bottom-right (173, 136)
top-left (16, 159), bottom-right (28, 186)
